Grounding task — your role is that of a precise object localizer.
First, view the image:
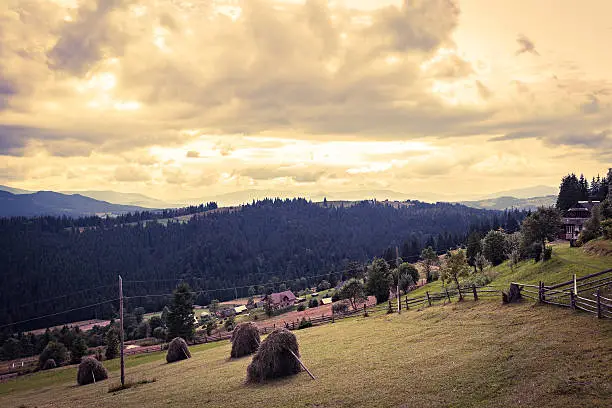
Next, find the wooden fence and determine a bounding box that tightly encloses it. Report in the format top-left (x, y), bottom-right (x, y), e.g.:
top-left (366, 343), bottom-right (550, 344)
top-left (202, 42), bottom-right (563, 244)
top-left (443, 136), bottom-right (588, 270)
top-left (515, 268), bottom-right (612, 319)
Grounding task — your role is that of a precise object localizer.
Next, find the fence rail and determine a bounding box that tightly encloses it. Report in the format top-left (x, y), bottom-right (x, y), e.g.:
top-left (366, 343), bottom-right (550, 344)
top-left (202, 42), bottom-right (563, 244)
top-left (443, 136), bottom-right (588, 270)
top-left (511, 268), bottom-right (612, 319)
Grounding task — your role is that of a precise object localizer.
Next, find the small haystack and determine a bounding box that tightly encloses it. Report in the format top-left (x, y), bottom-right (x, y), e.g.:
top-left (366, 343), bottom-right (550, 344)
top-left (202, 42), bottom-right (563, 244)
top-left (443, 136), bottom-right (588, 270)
top-left (42, 358), bottom-right (56, 370)
top-left (246, 329), bottom-right (301, 383)
top-left (166, 337), bottom-right (191, 363)
top-left (77, 357), bottom-right (108, 385)
top-left (231, 322), bottom-right (260, 358)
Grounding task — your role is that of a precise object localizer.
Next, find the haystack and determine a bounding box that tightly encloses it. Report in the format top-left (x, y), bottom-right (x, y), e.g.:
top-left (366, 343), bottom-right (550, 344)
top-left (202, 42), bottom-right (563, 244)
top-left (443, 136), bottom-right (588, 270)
top-left (42, 358), bottom-right (56, 370)
top-left (246, 329), bottom-right (301, 383)
top-left (231, 322), bottom-right (260, 358)
top-left (77, 357), bottom-right (108, 385)
top-left (166, 337), bottom-right (191, 363)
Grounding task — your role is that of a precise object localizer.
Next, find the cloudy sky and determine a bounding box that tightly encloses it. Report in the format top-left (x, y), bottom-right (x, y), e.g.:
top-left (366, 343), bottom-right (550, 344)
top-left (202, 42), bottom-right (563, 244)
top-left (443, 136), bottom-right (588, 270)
top-left (1, 0), bottom-right (611, 203)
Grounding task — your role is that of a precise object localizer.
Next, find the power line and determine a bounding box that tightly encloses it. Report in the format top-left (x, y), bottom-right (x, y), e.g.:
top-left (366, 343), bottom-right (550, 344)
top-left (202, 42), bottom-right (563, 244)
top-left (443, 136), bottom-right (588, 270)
top-left (0, 299), bottom-right (118, 329)
top-left (0, 284), bottom-right (118, 314)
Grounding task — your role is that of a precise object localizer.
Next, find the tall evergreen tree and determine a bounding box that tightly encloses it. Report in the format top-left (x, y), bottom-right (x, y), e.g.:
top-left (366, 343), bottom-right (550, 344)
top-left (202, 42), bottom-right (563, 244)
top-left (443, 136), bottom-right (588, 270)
top-left (466, 231), bottom-right (483, 270)
top-left (556, 174), bottom-right (582, 212)
top-left (167, 283), bottom-right (195, 341)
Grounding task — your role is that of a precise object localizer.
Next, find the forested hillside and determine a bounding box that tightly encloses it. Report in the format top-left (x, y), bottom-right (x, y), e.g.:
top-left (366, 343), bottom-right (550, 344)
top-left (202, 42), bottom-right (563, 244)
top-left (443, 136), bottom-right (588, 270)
top-left (0, 199), bottom-right (524, 331)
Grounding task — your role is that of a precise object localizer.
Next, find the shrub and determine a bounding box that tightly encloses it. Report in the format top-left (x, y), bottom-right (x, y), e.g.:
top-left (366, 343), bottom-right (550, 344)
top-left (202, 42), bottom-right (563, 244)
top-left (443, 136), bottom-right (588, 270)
top-left (152, 327), bottom-right (167, 340)
top-left (77, 357), bottom-right (108, 385)
top-left (39, 341), bottom-right (67, 368)
top-left (308, 298), bottom-right (319, 308)
top-left (70, 336), bottom-right (88, 364)
top-left (166, 337), bottom-right (191, 363)
top-left (296, 304), bottom-right (306, 312)
top-left (602, 219), bottom-right (612, 240)
top-left (543, 246), bottom-right (553, 261)
top-left (297, 318), bottom-right (312, 330)
top-left (105, 328), bottom-right (120, 360)
top-left (42, 358), bottom-right (57, 370)
top-left (149, 316), bottom-right (163, 332)
top-left (246, 329), bottom-right (301, 383)
top-left (332, 301), bottom-right (349, 314)
top-left (224, 315), bottom-right (236, 332)
top-left (331, 291), bottom-right (340, 302)
top-left (230, 322), bottom-right (260, 358)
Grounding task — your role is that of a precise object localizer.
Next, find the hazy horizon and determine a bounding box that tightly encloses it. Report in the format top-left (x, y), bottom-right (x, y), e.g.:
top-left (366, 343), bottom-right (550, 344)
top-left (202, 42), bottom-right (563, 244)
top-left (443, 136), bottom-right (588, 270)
top-left (1, 0), bottom-right (610, 202)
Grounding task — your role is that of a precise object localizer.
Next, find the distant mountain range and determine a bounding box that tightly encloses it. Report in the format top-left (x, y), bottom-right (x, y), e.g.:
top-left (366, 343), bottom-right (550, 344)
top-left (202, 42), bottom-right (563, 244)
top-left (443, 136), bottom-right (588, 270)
top-left (0, 190), bottom-right (147, 217)
top-left (460, 195), bottom-right (557, 211)
top-left (0, 184), bottom-right (559, 217)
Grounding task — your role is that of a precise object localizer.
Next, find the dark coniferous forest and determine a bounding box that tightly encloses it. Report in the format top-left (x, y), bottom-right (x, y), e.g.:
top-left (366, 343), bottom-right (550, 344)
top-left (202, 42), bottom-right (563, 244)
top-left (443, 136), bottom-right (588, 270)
top-left (0, 199), bottom-right (525, 331)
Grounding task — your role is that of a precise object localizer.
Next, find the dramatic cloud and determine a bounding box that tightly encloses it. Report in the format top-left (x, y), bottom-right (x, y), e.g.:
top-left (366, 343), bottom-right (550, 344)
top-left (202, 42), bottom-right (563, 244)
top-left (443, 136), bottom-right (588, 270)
top-left (1, 0), bottom-right (611, 201)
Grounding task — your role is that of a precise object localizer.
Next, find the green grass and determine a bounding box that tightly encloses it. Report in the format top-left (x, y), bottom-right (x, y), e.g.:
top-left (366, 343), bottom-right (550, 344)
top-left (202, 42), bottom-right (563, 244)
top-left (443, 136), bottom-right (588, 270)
top-left (0, 342), bottom-right (225, 398)
top-left (1, 302), bottom-right (610, 408)
top-left (410, 243), bottom-right (612, 298)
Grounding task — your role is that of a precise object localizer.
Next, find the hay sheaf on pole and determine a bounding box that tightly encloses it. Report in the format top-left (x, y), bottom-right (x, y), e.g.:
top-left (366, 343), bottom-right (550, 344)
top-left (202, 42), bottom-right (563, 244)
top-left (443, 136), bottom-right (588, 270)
top-left (77, 357), bottom-right (108, 386)
top-left (231, 322), bottom-right (261, 358)
top-left (166, 337), bottom-right (191, 363)
top-left (246, 328), bottom-right (301, 383)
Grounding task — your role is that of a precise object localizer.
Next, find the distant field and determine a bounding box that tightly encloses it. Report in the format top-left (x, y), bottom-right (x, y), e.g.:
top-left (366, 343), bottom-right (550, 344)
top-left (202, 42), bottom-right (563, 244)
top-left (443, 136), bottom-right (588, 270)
top-left (2, 301), bottom-right (611, 407)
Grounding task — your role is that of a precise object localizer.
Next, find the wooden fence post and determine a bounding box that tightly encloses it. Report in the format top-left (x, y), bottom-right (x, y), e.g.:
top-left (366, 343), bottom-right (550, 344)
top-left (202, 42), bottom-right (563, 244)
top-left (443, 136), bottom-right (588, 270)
top-left (363, 303), bottom-right (367, 317)
top-left (597, 289), bottom-right (602, 319)
top-left (472, 284), bottom-right (478, 301)
top-left (405, 296), bottom-right (409, 310)
top-left (332, 308), bottom-right (335, 323)
top-left (538, 281), bottom-right (543, 303)
top-left (445, 288), bottom-right (451, 303)
top-left (426, 291), bottom-right (432, 306)
top-left (570, 290), bottom-right (576, 310)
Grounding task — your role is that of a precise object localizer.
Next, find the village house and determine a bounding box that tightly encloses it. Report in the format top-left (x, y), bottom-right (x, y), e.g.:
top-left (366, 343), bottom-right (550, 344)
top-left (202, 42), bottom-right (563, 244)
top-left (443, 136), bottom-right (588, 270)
top-left (262, 290), bottom-right (297, 310)
top-left (562, 200), bottom-right (600, 245)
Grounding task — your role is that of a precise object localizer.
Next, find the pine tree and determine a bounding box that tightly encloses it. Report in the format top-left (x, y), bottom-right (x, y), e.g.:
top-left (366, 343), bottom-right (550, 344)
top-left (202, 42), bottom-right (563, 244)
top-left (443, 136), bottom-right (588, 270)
top-left (556, 174), bottom-right (582, 212)
top-left (167, 283), bottom-right (195, 341)
top-left (105, 328), bottom-right (119, 360)
top-left (70, 336), bottom-right (87, 364)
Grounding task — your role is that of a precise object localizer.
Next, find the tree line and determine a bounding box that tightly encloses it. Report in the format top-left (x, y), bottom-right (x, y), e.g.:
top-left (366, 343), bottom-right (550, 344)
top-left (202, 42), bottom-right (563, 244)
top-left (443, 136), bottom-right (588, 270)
top-left (0, 199), bottom-right (523, 334)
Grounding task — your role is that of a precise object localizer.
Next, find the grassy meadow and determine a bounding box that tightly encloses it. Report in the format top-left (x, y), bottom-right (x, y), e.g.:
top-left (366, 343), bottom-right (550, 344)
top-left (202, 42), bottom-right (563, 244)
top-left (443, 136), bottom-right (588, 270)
top-left (2, 300), bottom-right (611, 408)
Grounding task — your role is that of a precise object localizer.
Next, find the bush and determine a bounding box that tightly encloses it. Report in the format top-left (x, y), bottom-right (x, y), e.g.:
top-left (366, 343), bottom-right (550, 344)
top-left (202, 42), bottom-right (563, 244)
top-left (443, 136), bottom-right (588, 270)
top-left (105, 328), bottom-right (120, 360)
top-left (331, 291), bottom-right (340, 302)
top-left (543, 246), bottom-right (553, 261)
top-left (77, 357), bottom-right (108, 385)
top-left (308, 298), bottom-right (319, 308)
top-left (296, 304), bottom-right (306, 312)
top-left (603, 219), bottom-right (612, 240)
top-left (152, 327), bottom-right (167, 340)
top-left (166, 337), bottom-right (191, 363)
top-left (332, 301), bottom-right (349, 314)
top-left (230, 322), bottom-right (260, 358)
top-left (149, 316), bottom-right (163, 332)
top-left (224, 315), bottom-right (236, 332)
top-left (39, 341), bottom-right (67, 368)
top-left (298, 318), bottom-right (312, 330)
top-left (42, 358), bottom-right (57, 370)
top-left (70, 336), bottom-right (88, 364)
top-left (246, 329), bottom-right (301, 383)
top-left (317, 280), bottom-right (331, 291)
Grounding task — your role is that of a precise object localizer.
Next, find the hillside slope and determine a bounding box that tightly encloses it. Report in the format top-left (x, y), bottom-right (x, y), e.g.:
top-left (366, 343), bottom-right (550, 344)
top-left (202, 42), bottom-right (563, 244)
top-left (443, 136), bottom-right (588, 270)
top-left (0, 190), bottom-right (147, 217)
top-left (1, 301), bottom-right (610, 408)
top-left (411, 243), bottom-right (612, 297)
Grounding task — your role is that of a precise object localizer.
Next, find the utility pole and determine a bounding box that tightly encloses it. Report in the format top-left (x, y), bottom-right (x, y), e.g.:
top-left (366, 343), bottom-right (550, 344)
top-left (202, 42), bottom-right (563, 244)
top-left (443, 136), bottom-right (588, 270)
top-left (119, 275), bottom-right (125, 387)
top-left (396, 246), bottom-right (401, 314)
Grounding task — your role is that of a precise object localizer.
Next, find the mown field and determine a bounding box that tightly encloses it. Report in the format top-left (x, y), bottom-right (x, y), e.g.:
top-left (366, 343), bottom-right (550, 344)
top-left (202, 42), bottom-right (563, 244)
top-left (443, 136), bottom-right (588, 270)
top-left (2, 300), bottom-right (611, 408)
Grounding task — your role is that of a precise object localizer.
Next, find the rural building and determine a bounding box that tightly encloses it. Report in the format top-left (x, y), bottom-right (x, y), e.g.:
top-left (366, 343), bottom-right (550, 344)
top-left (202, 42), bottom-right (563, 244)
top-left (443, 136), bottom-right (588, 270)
top-left (234, 305), bottom-right (247, 315)
top-left (321, 298), bottom-right (333, 305)
top-left (562, 201), bottom-right (600, 245)
top-left (262, 290), bottom-right (297, 309)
